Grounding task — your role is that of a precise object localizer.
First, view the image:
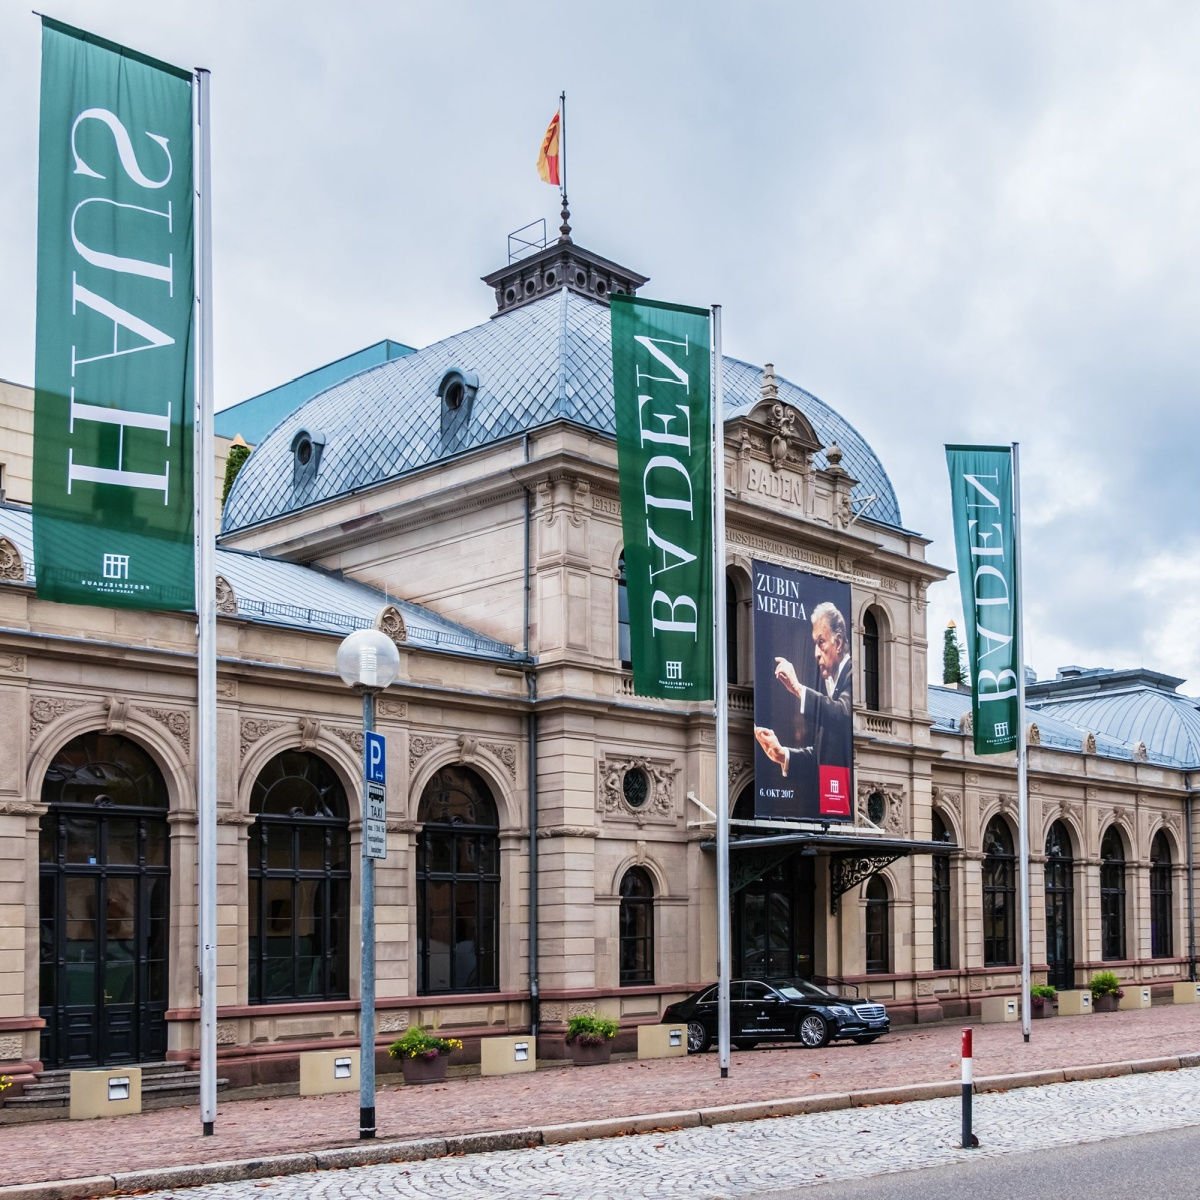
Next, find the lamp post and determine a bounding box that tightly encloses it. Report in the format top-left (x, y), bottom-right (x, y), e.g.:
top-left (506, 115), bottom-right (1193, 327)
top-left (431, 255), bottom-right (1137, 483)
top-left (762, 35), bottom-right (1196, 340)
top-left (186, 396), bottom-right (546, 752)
top-left (336, 628), bottom-right (401, 1140)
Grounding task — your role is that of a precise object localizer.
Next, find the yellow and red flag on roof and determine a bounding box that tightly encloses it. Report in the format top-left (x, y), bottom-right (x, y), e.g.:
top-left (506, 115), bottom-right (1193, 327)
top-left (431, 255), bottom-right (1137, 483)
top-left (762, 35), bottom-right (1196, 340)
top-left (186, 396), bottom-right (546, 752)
top-left (537, 110), bottom-right (561, 185)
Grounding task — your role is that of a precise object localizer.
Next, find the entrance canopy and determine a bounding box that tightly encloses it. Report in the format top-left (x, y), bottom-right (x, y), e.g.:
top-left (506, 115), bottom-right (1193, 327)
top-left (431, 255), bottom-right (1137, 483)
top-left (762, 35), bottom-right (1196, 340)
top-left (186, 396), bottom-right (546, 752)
top-left (702, 824), bottom-right (957, 915)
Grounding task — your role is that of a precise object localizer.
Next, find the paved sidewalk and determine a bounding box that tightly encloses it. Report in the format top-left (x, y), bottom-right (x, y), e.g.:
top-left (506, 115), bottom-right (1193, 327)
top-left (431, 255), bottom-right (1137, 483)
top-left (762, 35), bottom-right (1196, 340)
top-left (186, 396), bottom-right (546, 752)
top-left (2, 1004), bottom-right (1198, 1198)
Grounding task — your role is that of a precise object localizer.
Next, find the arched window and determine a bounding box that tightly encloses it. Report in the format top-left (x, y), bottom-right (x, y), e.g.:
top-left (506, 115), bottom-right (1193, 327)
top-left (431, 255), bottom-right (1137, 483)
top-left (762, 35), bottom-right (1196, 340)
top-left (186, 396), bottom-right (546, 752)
top-left (248, 750), bottom-right (350, 1003)
top-left (982, 817), bottom-right (1016, 966)
top-left (732, 784), bottom-right (756, 822)
top-left (617, 553), bottom-right (631, 669)
top-left (1044, 820), bottom-right (1075, 992)
top-left (864, 875), bottom-right (889, 974)
top-left (417, 765), bottom-right (500, 994)
top-left (1100, 826), bottom-right (1126, 961)
top-left (1150, 831), bottom-right (1172, 960)
top-left (862, 609), bottom-right (880, 711)
top-left (619, 867), bottom-right (655, 985)
top-left (931, 811), bottom-right (951, 971)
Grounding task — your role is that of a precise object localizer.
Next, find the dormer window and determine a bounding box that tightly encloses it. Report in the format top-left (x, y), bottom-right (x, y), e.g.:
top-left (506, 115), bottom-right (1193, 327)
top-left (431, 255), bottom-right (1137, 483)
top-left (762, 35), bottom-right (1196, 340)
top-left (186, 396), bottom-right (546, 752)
top-left (291, 428), bottom-right (325, 488)
top-left (438, 368), bottom-right (479, 451)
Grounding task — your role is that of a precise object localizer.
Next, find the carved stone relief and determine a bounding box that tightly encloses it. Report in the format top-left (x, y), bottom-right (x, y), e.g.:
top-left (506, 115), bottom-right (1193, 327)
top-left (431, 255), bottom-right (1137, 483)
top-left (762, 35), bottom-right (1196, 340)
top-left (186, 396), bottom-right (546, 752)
top-left (216, 1023), bottom-right (238, 1046)
top-left (214, 576), bottom-right (237, 615)
top-left (0, 1034), bottom-right (24, 1059)
top-left (857, 781), bottom-right (905, 834)
top-left (30, 696), bottom-right (89, 741)
top-left (241, 718), bottom-right (285, 759)
top-left (481, 741), bottom-right (518, 782)
top-left (378, 699), bottom-right (409, 720)
top-left (0, 800), bottom-right (44, 816)
top-left (931, 787), bottom-right (963, 824)
top-left (410, 733), bottom-right (448, 769)
top-left (376, 605), bottom-right (407, 645)
top-left (0, 537), bottom-right (24, 581)
top-left (217, 679), bottom-right (237, 699)
top-left (298, 716), bottom-right (321, 750)
top-left (0, 652), bottom-right (26, 674)
top-left (378, 1012), bottom-right (410, 1034)
top-left (597, 753), bottom-right (680, 823)
top-left (140, 707), bottom-right (191, 755)
top-left (332, 727), bottom-right (364, 754)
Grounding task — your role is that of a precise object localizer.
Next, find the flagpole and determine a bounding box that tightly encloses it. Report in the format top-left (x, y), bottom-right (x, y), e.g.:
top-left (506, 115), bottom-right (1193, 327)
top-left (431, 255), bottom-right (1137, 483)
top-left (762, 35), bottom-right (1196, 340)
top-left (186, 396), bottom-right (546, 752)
top-left (194, 65), bottom-right (218, 1134)
top-left (559, 90), bottom-right (568, 234)
top-left (1013, 441), bottom-right (1031, 1044)
top-left (711, 304), bottom-right (731, 1078)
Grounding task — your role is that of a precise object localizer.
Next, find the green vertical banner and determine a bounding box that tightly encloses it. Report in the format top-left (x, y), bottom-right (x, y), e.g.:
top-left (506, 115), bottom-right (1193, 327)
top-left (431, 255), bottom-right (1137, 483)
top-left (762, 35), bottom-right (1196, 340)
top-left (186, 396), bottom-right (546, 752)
top-left (611, 295), bottom-right (713, 700)
top-left (34, 18), bottom-right (195, 611)
top-left (946, 445), bottom-right (1021, 754)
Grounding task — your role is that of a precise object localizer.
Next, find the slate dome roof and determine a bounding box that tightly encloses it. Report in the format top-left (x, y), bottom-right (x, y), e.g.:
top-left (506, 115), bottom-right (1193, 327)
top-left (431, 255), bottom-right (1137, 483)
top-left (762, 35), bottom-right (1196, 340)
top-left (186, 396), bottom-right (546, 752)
top-left (221, 288), bottom-right (902, 534)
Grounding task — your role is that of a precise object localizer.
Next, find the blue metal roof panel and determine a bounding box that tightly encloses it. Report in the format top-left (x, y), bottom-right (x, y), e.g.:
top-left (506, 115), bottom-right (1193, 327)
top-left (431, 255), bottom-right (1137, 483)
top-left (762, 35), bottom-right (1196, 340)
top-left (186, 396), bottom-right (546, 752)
top-left (221, 290), bottom-right (902, 533)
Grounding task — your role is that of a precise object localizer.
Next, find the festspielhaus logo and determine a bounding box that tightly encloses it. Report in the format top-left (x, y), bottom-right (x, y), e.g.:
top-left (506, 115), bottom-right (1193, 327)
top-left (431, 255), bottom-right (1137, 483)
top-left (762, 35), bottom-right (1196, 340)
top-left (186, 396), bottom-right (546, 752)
top-left (103, 553), bottom-right (130, 580)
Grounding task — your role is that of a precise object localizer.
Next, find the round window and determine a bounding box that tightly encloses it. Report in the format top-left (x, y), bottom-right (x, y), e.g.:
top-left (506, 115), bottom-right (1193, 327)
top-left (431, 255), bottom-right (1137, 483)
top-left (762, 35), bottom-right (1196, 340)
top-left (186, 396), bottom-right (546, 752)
top-left (867, 791), bottom-right (886, 825)
top-left (544, 271), bottom-right (556, 287)
top-left (295, 438), bottom-right (312, 466)
top-left (623, 768), bottom-right (649, 809)
top-left (444, 380), bottom-right (464, 410)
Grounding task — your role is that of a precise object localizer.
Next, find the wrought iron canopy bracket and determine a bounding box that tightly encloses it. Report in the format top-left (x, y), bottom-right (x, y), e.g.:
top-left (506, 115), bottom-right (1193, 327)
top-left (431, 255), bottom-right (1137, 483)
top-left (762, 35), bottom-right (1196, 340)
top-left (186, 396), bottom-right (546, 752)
top-left (829, 852), bottom-right (905, 914)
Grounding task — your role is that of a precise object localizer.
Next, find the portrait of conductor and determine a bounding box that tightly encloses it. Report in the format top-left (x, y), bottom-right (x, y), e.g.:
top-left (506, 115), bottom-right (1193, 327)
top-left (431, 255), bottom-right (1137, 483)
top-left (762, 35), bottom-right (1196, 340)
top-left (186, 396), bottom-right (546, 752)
top-left (754, 600), bottom-right (853, 777)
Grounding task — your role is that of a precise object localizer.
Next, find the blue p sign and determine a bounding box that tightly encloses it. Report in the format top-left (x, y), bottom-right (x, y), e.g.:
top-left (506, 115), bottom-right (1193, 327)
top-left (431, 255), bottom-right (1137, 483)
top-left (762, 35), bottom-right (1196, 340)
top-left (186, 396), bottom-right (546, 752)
top-left (365, 731), bottom-right (386, 784)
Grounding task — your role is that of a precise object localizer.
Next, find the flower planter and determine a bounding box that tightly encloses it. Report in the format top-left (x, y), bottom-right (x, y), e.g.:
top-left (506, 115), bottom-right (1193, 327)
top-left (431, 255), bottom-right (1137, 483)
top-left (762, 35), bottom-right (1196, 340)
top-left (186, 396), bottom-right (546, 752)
top-left (1092, 994), bottom-right (1120, 1013)
top-left (400, 1053), bottom-right (449, 1084)
top-left (1031, 1002), bottom-right (1054, 1019)
top-left (567, 1039), bottom-right (613, 1066)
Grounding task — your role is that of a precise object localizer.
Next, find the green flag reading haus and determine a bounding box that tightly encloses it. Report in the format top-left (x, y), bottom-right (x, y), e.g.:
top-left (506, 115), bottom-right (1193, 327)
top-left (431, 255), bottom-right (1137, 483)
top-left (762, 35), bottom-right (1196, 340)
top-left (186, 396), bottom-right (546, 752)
top-left (945, 445), bottom-right (1021, 754)
top-left (33, 18), bottom-right (195, 611)
top-left (611, 295), bottom-right (714, 700)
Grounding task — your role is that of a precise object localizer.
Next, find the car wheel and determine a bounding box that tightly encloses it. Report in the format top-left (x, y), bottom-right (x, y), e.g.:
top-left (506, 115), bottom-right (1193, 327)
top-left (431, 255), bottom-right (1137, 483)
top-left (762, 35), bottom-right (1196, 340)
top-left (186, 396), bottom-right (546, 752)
top-left (687, 1020), bottom-right (712, 1054)
top-left (733, 1039), bottom-right (757, 1051)
top-left (853, 1035), bottom-right (881, 1045)
top-left (797, 1013), bottom-right (831, 1049)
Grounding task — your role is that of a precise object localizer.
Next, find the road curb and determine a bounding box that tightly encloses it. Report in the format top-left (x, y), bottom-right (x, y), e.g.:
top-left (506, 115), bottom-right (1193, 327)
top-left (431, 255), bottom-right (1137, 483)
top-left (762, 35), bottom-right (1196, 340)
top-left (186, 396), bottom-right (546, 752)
top-left (2, 1057), bottom-right (1194, 1200)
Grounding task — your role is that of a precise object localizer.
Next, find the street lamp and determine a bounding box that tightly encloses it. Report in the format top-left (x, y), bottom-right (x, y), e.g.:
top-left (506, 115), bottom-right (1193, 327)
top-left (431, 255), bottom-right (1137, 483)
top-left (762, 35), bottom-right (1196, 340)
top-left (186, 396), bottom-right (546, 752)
top-left (336, 628), bottom-right (401, 1140)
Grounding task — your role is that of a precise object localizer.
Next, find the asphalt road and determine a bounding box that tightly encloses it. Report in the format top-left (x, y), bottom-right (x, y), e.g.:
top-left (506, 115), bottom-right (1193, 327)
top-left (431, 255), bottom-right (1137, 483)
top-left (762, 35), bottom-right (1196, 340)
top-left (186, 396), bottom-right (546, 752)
top-left (765, 1124), bottom-right (1200, 1199)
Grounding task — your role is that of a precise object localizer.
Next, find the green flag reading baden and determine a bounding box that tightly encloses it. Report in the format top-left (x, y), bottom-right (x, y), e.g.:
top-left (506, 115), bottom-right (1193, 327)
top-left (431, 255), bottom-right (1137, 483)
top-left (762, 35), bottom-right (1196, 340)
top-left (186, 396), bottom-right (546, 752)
top-left (611, 295), bottom-right (713, 700)
top-left (34, 18), bottom-right (195, 611)
top-left (946, 445), bottom-right (1020, 754)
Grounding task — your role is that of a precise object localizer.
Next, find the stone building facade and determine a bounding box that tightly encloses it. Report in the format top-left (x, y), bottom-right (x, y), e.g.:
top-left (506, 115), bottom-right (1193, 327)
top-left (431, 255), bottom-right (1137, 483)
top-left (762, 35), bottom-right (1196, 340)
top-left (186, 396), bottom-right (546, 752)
top-left (0, 235), bottom-right (1194, 1088)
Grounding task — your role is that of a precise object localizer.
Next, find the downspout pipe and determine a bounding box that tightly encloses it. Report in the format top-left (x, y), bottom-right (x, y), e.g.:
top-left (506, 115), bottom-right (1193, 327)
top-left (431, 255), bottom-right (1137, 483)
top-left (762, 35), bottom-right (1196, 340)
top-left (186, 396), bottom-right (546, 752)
top-left (1187, 777), bottom-right (1196, 982)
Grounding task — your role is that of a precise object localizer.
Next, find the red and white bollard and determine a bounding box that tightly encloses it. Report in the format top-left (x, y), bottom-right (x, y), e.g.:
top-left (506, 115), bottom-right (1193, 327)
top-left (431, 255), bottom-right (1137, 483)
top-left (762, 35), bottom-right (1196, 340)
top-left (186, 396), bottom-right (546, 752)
top-left (961, 1028), bottom-right (975, 1148)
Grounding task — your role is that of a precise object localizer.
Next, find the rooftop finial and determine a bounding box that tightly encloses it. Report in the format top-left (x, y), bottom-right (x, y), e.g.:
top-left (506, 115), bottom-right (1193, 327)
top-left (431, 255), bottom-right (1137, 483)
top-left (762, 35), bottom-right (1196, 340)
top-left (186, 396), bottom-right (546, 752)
top-left (761, 362), bottom-right (778, 403)
top-left (559, 193), bottom-right (572, 242)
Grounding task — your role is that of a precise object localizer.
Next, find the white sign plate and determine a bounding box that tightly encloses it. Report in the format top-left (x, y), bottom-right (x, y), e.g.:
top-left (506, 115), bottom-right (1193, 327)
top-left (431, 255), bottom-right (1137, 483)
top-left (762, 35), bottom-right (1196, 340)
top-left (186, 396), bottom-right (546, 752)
top-left (364, 779), bottom-right (387, 860)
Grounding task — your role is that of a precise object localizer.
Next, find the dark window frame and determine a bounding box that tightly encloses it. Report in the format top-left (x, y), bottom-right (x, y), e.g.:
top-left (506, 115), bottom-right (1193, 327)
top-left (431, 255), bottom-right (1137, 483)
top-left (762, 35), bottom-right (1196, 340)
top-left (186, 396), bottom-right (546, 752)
top-left (931, 811), bottom-right (952, 971)
top-left (864, 874), bottom-right (889, 974)
top-left (618, 866), bottom-right (655, 986)
top-left (1150, 831), bottom-right (1172, 960)
top-left (247, 751), bottom-right (351, 1005)
top-left (862, 609), bottom-right (881, 711)
top-left (982, 817), bottom-right (1016, 967)
top-left (1100, 826), bottom-right (1126, 961)
top-left (416, 766), bottom-right (501, 996)
top-left (617, 554), bottom-right (631, 669)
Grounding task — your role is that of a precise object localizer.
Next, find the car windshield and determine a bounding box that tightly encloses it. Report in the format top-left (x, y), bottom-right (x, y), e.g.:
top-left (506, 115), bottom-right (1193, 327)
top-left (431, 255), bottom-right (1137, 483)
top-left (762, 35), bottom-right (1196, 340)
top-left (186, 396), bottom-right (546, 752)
top-left (776, 980), bottom-right (838, 1001)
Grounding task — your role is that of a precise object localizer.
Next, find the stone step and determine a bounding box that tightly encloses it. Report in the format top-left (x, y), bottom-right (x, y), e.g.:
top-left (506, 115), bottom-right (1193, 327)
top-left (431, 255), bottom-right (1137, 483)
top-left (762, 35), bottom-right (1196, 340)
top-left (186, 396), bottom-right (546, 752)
top-left (4, 1070), bottom-right (228, 1114)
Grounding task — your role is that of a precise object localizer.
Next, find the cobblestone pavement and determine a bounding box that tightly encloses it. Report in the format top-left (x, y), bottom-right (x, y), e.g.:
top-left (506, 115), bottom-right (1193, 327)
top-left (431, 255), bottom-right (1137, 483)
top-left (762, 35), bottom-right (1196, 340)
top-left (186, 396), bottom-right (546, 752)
top-left (2, 1005), bottom-right (1198, 1192)
top-left (126, 1067), bottom-right (1200, 1199)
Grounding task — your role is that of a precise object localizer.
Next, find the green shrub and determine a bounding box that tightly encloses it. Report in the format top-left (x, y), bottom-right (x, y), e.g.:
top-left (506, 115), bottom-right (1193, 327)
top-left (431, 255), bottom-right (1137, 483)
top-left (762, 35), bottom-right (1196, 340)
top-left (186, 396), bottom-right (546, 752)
top-left (1030, 984), bottom-right (1057, 1001)
top-left (566, 1013), bottom-right (618, 1047)
top-left (386, 1026), bottom-right (463, 1061)
top-left (1088, 970), bottom-right (1122, 998)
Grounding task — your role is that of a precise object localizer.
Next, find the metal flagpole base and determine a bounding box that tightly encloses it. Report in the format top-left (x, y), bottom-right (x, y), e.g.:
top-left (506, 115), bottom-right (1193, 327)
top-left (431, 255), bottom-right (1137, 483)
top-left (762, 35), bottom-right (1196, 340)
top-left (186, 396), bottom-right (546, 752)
top-left (359, 1107), bottom-right (376, 1139)
top-left (203, 1121), bottom-right (213, 1137)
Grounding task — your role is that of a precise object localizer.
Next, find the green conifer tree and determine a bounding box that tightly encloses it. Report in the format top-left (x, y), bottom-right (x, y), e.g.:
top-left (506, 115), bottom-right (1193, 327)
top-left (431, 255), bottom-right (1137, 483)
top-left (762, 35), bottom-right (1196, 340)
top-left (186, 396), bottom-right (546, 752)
top-left (942, 620), bottom-right (967, 685)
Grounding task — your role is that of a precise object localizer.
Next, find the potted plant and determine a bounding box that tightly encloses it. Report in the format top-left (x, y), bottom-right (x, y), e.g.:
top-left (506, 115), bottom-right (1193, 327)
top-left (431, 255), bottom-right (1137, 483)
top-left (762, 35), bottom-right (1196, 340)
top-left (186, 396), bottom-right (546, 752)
top-left (565, 1013), bottom-right (619, 1065)
top-left (1089, 970), bottom-right (1124, 1013)
top-left (1030, 983), bottom-right (1057, 1018)
top-left (387, 1026), bottom-right (463, 1084)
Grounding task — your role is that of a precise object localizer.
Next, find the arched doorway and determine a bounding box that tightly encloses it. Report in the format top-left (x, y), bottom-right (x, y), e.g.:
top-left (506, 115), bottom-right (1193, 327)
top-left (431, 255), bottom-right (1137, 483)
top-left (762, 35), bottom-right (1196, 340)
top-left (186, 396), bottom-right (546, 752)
top-left (39, 732), bottom-right (170, 1068)
top-left (1044, 820), bottom-right (1074, 991)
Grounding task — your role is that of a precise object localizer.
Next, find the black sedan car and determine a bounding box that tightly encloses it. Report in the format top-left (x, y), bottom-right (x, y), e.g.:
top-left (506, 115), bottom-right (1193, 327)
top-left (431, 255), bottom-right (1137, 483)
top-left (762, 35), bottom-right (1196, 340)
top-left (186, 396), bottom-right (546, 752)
top-left (662, 978), bottom-right (890, 1053)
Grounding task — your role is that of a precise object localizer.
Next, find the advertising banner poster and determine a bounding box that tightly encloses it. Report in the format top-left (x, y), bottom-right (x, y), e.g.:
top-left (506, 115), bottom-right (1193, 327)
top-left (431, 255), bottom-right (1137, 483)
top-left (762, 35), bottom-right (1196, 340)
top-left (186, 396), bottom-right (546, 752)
top-left (610, 294), bottom-right (713, 700)
top-left (34, 18), bottom-right (195, 611)
top-left (751, 560), bottom-right (853, 820)
top-left (945, 445), bottom-right (1020, 755)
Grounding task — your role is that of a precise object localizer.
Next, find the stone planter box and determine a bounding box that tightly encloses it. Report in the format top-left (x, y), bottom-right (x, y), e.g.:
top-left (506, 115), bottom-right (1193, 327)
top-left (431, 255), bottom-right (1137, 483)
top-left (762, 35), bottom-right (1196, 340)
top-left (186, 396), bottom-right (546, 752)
top-left (567, 1039), bottom-right (613, 1066)
top-left (1092, 994), bottom-right (1120, 1013)
top-left (1031, 1001), bottom-right (1055, 1019)
top-left (400, 1053), bottom-right (449, 1084)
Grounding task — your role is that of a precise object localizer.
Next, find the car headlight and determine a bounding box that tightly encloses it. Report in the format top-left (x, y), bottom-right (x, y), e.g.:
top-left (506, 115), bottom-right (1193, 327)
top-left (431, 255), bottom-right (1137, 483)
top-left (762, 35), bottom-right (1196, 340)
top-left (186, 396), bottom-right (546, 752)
top-left (830, 1006), bottom-right (853, 1019)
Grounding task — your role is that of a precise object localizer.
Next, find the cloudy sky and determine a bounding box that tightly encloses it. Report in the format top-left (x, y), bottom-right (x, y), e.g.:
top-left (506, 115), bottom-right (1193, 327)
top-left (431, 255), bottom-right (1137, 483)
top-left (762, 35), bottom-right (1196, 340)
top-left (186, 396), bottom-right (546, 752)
top-left (1, 1), bottom-right (1196, 692)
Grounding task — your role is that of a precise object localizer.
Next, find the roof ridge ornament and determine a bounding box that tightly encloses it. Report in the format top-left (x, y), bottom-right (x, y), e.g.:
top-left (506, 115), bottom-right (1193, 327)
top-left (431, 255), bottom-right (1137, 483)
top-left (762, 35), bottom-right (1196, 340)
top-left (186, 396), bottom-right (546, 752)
top-left (761, 362), bottom-right (779, 404)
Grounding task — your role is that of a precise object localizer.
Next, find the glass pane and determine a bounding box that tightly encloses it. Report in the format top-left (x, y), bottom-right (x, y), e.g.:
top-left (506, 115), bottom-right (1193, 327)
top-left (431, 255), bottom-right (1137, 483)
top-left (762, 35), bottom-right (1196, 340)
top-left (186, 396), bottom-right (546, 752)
top-left (295, 880), bottom-right (319, 949)
top-left (64, 816), bottom-right (97, 865)
top-left (264, 879), bottom-right (293, 940)
top-left (105, 878), bottom-right (137, 943)
top-left (106, 819), bottom-right (138, 865)
top-left (326, 880), bottom-right (348, 994)
top-left (65, 878), bottom-right (97, 957)
top-left (456, 836), bottom-right (479, 873)
top-left (39, 817), bottom-right (55, 864)
top-left (144, 819), bottom-right (168, 867)
top-left (426, 831), bottom-right (453, 875)
top-left (479, 836), bottom-right (499, 875)
top-left (65, 961), bottom-right (96, 1006)
top-left (329, 829), bottom-right (349, 872)
top-left (425, 881), bottom-right (452, 990)
top-left (266, 825), bottom-right (293, 871)
top-left (297, 825), bottom-right (324, 871)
